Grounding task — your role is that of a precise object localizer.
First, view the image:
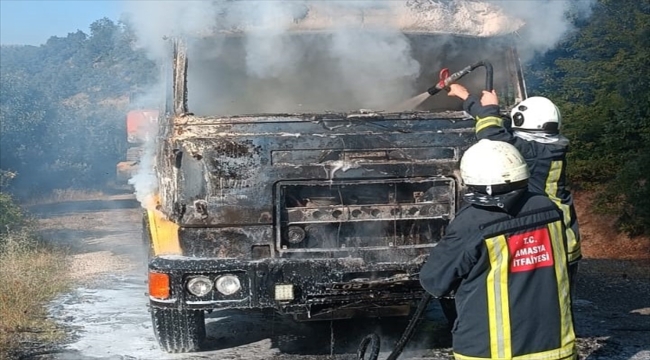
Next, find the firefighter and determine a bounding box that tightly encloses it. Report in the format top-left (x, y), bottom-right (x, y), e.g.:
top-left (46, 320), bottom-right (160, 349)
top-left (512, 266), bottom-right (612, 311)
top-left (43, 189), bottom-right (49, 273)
top-left (447, 84), bottom-right (581, 288)
top-left (419, 139), bottom-right (576, 360)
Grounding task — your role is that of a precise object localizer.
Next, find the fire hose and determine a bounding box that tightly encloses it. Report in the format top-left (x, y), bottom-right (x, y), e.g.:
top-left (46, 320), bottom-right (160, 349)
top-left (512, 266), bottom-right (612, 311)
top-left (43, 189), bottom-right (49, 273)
top-left (356, 60), bottom-right (493, 360)
top-left (356, 293), bottom-right (432, 360)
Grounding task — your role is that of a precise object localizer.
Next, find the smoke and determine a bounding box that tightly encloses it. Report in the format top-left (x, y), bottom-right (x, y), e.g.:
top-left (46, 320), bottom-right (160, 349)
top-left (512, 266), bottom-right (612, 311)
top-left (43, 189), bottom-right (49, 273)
top-left (119, 1), bottom-right (423, 115)
top-left (119, 76), bottom-right (163, 209)
top-left (240, 2), bottom-right (307, 79)
top-left (119, 0), bottom-right (596, 206)
top-left (120, 0), bottom-right (597, 111)
top-left (121, 1), bottom-right (223, 60)
top-left (485, 0), bottom-right (597, 60)
top-left (124, 142), bottom-right (160, 211)
top-left (127, 126), bottom-right (157, 208)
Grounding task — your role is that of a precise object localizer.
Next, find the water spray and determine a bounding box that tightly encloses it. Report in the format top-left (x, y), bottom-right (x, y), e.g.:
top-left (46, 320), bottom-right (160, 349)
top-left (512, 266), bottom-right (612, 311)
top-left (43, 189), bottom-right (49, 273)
top-left (356, 60), bottom-right (493, 360)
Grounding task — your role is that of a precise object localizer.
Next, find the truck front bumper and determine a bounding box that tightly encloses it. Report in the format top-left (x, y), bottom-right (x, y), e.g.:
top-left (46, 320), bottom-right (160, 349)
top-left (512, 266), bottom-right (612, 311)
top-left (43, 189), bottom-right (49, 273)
top-left (148, 256), bottom-right (426, 316)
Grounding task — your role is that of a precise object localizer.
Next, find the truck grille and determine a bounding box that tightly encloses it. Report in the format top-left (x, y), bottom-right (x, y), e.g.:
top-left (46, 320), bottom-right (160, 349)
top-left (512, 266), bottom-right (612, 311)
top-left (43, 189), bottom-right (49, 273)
top-left (275, 178), bottom-right (455, 258)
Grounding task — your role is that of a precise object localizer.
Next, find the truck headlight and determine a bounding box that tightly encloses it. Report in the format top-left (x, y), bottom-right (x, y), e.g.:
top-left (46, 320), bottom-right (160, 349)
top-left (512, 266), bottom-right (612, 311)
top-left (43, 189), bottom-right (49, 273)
top-left (215, 275), bottom-right (241, 296)
top-left (187, 276), bottom-right (213, 297)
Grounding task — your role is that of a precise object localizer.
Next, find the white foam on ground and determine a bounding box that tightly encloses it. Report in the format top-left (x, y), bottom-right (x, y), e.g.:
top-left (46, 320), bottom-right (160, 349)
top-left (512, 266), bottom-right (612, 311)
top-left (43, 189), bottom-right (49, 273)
top-left (48, 275), bottom-right (280, 360)
top-left (49, 275), bottom-right (166, 359)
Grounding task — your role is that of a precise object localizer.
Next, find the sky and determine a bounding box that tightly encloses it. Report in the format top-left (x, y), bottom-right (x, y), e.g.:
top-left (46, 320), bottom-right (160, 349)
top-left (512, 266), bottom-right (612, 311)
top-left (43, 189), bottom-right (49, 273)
top-left (0, 0), bottom-right (123, 46)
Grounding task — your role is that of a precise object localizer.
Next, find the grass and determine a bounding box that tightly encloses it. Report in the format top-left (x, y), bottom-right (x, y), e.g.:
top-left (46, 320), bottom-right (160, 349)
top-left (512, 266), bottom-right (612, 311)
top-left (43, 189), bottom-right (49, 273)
top-left (0, 229), bottom-right (70, 359)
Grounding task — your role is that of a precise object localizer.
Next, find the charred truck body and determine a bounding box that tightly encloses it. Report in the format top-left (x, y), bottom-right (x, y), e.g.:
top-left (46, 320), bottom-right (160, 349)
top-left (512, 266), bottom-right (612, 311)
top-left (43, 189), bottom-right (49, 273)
top-left (143, 3), bottom-right (528, 353)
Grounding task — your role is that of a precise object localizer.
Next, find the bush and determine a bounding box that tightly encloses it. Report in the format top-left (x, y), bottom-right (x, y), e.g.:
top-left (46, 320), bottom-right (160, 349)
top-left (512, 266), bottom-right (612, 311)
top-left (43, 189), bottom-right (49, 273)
top-left (527, 0), bottom-right (650, 235)
top-left (0, 193), bottom-right (70, 358)
top-left (0, 192), bottom-right (29, 245)
top-left (0, 232), bottom-right (69, 358)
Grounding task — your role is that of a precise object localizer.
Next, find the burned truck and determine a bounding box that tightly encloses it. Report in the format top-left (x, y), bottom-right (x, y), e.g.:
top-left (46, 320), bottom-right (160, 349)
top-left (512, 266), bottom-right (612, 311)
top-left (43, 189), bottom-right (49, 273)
top-left (142, 2), bottom-right (528, 353)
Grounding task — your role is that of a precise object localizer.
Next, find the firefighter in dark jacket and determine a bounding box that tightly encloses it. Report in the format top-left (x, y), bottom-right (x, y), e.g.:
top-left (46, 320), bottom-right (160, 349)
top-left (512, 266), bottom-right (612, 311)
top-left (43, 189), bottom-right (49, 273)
top-left (447, 84), bottom-right (581, 284)
top-left (420, 139), bottom-right (576, 360)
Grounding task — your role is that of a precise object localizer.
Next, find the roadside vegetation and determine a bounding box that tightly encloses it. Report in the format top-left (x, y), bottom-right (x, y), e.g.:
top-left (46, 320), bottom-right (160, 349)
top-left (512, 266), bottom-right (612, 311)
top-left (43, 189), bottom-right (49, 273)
top-left (0, 18), bottom-right (157, 200)
top-left (528, 0), bottom-right (650, 236)
top-left (0, 174), bottom-right (70, 359)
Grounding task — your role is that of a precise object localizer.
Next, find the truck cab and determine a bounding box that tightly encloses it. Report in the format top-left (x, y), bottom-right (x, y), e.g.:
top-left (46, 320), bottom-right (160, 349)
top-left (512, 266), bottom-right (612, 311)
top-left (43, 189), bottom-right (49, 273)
top-left (142, 3), bottom-right (527, 353)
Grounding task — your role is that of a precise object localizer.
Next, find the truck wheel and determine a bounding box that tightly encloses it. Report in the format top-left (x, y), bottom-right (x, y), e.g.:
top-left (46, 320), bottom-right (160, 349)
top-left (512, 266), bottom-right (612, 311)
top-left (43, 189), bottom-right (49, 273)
top-left (151, 307), bottom-right (205, 353)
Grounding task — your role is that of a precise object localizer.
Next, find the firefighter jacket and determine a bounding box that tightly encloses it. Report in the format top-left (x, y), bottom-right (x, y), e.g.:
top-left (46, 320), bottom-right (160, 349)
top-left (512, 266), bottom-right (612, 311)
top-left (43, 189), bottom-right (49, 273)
top-left (463, 95), bottom-right (581, 264)
top-left (420, 190), bottom-right (576, 360)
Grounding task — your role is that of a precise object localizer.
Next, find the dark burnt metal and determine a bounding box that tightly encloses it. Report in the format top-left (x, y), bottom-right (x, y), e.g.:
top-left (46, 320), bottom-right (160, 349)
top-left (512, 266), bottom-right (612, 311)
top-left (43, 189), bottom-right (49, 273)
top-left (149, 256), bottom-right (426, 316)
top-left (149, 34), bottom-right (527, 328)
top-left (172, 39), bottom-right (188, 116)
top-left (165, 114), bottom-right (475, 227)
top-left (193, 200), bottom-right (208, 219)
top-left (151, 112), bottom-right (472, 319)
top-left (173, 149), bottom-right (183, 169)
top-left (275, 178), bottom-right (454, 260)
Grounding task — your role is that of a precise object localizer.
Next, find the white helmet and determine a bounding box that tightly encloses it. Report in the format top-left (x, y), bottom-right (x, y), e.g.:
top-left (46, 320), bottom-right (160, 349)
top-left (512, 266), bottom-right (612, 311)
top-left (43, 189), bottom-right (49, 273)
top-left (460, 139), bottom-right (529, 192)
top-left (510, 96), bottom-right (561, 134)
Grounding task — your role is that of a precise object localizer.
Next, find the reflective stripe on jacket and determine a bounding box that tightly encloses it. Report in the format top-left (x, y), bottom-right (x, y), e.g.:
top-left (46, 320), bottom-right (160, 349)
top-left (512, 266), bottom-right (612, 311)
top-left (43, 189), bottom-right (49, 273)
top-left (464, 95), bottom-right (581, 263)
top-left (420, 192), bottom-right (576, 359)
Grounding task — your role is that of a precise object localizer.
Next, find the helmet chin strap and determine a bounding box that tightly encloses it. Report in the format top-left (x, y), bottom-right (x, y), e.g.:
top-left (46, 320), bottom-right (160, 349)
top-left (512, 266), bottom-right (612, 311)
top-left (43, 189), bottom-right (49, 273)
top-left (463, 188), bottom-right (527, 212)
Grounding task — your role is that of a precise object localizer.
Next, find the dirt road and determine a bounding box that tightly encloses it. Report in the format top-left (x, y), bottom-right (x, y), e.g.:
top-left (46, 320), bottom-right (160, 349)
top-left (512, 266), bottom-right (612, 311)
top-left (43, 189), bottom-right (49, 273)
top-left (25, 193), bottom-right (650, 360)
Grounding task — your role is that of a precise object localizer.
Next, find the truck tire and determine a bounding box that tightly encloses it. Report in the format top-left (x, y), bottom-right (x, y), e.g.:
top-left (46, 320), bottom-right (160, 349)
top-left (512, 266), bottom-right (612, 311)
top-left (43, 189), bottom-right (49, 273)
top-left (151, 307), bottom-right (206, 353)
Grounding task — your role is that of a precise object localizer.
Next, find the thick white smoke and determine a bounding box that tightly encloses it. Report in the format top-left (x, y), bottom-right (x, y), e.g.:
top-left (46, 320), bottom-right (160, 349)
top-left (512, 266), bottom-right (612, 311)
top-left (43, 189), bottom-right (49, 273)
top-left (122, 1), bottom-right (223, 60)
top-left (240, 2), bottom-right (307, 78)
top-left (119, 0), bottom-right (596, 207)
top-left (127, 134), bottom-right (157, 208)
top-left (121, 0), bottom-right (597, 106)
top-left (123, 80), bottom-right (163, 209)
top-left (486, 0), bottom-right (597, 60)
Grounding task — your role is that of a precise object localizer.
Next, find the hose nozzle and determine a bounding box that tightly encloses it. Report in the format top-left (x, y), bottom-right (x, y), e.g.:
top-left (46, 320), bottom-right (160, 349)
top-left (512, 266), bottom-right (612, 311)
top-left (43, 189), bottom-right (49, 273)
top-left (427, 60), bottom-right (494, 96)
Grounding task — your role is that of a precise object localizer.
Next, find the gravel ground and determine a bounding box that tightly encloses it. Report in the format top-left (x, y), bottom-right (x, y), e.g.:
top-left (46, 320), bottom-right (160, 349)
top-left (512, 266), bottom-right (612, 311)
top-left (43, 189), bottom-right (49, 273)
top-left (17, 194), bottom-right (650, 360)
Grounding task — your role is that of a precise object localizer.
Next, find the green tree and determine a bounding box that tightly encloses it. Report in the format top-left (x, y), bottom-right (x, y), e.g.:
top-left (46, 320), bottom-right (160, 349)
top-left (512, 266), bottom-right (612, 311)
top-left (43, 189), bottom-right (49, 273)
top-left (0, 17), bottom-right (157, 196)
top-left (528, 0), bottom-right (650, 234)
top-left (0, 71), bottom-right (57, 189)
